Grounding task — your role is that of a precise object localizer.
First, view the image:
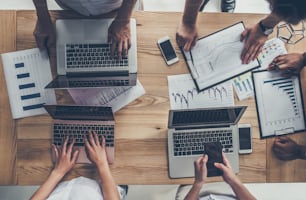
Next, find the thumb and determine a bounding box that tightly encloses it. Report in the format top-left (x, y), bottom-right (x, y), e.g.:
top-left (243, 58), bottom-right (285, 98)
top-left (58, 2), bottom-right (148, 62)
top-left (214, 162), bottom-right (226, 171)
top-left (240, 28), bottom-right (249, 42)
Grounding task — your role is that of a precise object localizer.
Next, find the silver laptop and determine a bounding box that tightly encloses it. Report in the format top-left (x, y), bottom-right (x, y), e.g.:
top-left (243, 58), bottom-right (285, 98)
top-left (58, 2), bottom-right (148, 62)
top-left (45, 18), bottom-right (137, 89)
top-left (44, 105), bottom-right (115, 164)
top-left (167, 106), bottom-right (247, 178)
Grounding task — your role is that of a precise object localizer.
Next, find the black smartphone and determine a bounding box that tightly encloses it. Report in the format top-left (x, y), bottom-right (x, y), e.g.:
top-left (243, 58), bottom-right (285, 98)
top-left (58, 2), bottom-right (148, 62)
top-left (238, 124), bottom-right (252, 154)
top-left (157, 36), bottom-right (179, 65)
top-left (204, 141), bottom-right (223, 177)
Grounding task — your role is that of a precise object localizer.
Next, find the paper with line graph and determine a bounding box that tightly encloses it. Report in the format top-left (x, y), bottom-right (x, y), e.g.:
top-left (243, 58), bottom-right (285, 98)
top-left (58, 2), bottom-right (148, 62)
top-left (168, 74), bottom-right (234, 109)
top-left (183, 22), bottom-right (259, 91)
top-left (253, 70), bottom-right (305, 138)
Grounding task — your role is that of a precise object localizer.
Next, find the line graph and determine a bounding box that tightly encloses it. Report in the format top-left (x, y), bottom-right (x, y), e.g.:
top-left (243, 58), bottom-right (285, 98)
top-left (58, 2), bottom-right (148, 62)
top-left (168, 74), bottom-right (234, 109)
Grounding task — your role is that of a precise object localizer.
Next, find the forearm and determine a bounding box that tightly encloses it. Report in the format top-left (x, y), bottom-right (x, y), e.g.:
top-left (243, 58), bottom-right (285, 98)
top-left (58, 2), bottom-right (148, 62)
top-left (184, 182), bottom-right (204, 200)
top-left (303, 52), bottom-right (306, 67)
top-left (33, 0), bottom-right (52, 25)
top-left (30, 170), bottom-right (64, 200)
top-left (298, 144), bottom-right (306, 159)
top-left (115, 0), bottom-right (137, 23)
top-left (182, 0), bottom-right (204, 25)
top-left (228, 178), bottom-right (256, 200)
top-left (97, 164), bottom-right (120, 200)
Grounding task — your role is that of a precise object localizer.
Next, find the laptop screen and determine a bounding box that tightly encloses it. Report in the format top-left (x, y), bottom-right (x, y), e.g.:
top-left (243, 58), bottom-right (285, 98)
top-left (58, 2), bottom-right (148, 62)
top-left (168, 106), bottom-right (247, 128)
top-left (44, 105), bottom-right (114, 121)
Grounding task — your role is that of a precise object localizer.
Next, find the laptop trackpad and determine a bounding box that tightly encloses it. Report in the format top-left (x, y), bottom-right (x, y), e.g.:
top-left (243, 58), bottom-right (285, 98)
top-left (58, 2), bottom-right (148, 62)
top-left (83, 20), bottom-right (108, 43)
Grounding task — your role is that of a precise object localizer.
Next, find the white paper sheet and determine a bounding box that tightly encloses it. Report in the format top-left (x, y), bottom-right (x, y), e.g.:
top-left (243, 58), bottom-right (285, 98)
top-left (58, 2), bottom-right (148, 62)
top-left (68, 80), bottom-right (145, 112)
top-left (1, 48), bottom-right (56, 119)
top-left (232, 72), bottom-right (254, 101)
top-left (257, 38), bottom-right (287, 70)
top-left (168, 74), bottom-right (234, 110)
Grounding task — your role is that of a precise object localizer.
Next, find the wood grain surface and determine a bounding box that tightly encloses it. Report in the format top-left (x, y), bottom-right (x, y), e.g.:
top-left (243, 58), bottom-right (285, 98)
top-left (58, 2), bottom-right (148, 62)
top-left (1, 10), bottom-right (305, 185)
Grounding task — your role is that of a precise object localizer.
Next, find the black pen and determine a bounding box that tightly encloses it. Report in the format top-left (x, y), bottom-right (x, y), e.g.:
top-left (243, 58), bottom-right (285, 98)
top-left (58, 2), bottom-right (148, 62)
top-left (189, 51), bottom-right (194, 66)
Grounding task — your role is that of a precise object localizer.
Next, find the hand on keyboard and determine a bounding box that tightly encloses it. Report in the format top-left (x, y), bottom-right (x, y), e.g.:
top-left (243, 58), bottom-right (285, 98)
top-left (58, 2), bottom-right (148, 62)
top-left (84, 130), bottom-right (108, 167)
top-left (52, 136), bottom-right (79, 177)
top-left (108, 19), bottom-right (131, 60)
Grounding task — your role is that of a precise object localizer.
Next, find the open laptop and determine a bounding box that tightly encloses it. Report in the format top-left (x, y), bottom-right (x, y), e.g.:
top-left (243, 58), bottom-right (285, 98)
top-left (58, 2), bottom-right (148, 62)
top-left (45, 18), bottom-right (137, 89)
top-left (44, 105), bottom-right (115, 164)
top-left (167, 106), bottom-right (247, 178)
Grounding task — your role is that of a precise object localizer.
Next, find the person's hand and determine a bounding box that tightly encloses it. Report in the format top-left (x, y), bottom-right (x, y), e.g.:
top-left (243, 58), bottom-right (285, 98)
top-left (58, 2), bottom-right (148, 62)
top-left (272, 136), bottom-right (301, 160)
top-left (214, 152), bottom-right (238, 185)
top-left (267, 53), bottom-right (304, 76)
top-left (52, 136), bottom-right (79, 177)
top-left (194, 155), bottom-right (208, 185)
top-left (240, 24), bottom-right (268, 64)
top-left (84, 130), bottom-right (108, 167)
top-left (108, 19), bottom-right (131, 60)
top-left (176, 20), bottom-right (198, 51)
top-left (33, 19), bottom-right (56, 52)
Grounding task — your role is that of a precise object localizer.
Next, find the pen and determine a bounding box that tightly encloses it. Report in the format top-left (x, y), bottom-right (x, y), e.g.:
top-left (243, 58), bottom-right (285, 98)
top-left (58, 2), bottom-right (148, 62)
top-left (189, 51), bottom-right (194, 66)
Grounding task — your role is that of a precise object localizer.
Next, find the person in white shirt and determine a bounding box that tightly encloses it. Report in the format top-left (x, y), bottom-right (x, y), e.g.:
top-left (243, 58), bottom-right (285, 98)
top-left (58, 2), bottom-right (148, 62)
top-left (32, 0), bottom-right (138, 59)
top-left (176, 153), bottom-right (256, 200)
top-left (30, 130), bottom-right (123, 200)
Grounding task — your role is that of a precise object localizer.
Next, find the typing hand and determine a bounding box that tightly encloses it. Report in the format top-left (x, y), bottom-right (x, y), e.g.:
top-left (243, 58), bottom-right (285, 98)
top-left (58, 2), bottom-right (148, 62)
top-left (108, 19), bottom-right (131, 60)
top-left (176, 20), bottom-right (198, 51)
top-left (52, 136), bottom-right (79, 177)
top-left (84, 130), bottom-right (108, 167)
top-left (240, 24), bottom-right (268, 64)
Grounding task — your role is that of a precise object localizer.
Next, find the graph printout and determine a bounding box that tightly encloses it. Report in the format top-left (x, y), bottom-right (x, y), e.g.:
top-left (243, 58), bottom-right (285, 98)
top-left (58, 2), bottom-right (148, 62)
top-left (168, 74), bottom-right (234, 110)
top-left (257, 38), bottom-right (287, 70)
top-left (1, 48), bottom-right (56, 119)
top-left (253, 70), bottom-right (305, 138)
top-left (183, 22), bottom-right (259, 91)
top-left (232, 72), bottom-right (254, 101)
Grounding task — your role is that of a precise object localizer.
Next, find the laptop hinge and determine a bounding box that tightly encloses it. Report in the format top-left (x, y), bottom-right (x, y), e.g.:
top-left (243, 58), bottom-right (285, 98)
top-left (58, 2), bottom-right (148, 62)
top-left (66, 70), bottom-right (129, 77)
top-left (174, 124), bottom-right (231, 131)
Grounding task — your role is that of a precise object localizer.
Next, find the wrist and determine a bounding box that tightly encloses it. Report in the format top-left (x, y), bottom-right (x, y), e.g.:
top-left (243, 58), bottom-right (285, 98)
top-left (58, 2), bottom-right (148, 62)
top-left (302, 52), bottom-right (306, 67)
top-left (298, 145), bottom-right (306, 160)
top-left (50, 169), bottom-right (65, 180)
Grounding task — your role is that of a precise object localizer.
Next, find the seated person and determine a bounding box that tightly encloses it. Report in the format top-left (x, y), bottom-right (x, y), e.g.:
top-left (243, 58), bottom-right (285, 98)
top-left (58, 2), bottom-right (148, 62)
top-left (32, 0), bottom-right (138, 59)
top-left (176, 153), bottom-right (256, 200)
top-left (30, 131), bottom-right (125, 200)
top-left (273, 136), bottom-right (306, 160)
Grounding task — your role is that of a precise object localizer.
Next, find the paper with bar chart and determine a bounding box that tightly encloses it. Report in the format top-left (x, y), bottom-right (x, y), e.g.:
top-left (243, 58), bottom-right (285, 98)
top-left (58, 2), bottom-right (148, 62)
top-left (253, 70), bottom-right (305, 138)
top-left (168, 74), bottom-right (234, 110)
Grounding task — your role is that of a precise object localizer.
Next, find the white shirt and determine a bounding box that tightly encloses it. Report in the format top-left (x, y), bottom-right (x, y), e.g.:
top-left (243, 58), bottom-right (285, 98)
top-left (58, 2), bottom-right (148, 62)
top-left (56, 0), bottom-right (123, 16)
top-left (47, 176), bottom-right (125, 200)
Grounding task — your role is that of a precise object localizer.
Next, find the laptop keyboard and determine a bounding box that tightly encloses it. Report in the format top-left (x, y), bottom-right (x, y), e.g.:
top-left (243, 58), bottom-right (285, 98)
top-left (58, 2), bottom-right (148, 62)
top-left (172, 129), bottom-right (233, 156)
top-left (68, 79), bottom-right (130, 87)
top-left (53, 123), bottom-right (114, 147)
top-left (66, 43), bottom-right (128, 69)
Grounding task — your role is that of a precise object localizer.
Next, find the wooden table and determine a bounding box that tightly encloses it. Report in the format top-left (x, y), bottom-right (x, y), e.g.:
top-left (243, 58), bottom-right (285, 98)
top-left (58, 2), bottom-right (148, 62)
top-left (1, 10), bottom-right (306, 185)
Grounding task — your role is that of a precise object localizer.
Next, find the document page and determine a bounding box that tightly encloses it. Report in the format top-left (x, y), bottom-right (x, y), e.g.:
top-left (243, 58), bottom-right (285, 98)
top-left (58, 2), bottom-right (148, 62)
top-left (68, 80), bottom-right (145, 112)
top-left (183, 22), bottom-right (259, 91)
top-left (168, 74), bottom-right (234, 110)
top-left (253, 70), bottom-right (305, 138)
top-left (1, 48), bottom-right (56, 119)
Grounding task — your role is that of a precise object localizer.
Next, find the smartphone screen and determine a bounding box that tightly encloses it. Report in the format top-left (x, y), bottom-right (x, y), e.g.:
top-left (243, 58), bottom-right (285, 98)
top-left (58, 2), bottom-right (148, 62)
top-left (159, 40), bottom-right (177, 61)
top-left (204, 141), bottom-right (223, 177)
top-left (239, 127), bottom-right (252, 150)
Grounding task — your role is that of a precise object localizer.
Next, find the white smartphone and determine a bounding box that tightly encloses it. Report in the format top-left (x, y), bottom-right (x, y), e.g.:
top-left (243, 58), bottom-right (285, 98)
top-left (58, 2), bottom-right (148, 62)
top-left (238, 124), bottom-right (252, 154)
top-left (157, 36), bottom-right (179, 65)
